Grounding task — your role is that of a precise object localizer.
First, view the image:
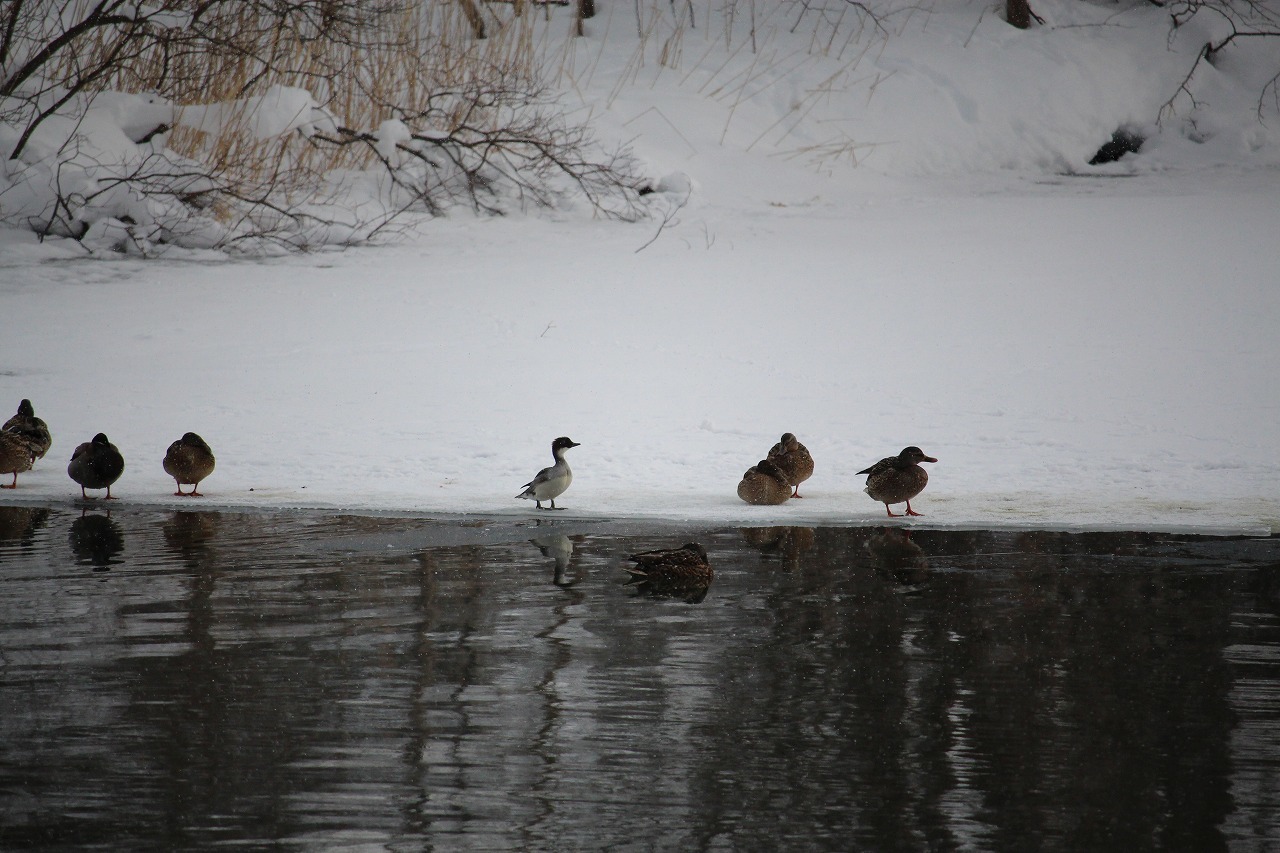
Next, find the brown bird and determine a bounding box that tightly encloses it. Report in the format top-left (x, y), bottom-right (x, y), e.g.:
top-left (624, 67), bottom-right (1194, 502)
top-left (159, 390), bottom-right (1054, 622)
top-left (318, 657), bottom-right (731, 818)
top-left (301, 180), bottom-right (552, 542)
top-left (163, 432), bottom-right (216, 497)
top-left (767, 432), bottom-right (814, 498)
top-left (625, 543), bottom-right (713, 601)
top-left (0, 431), bottom-right (34, 489)
top-left (737, 458), bottom-right (792, 505)
top-left (856, 446), bottom-right (937, 517)
top-left (68, 433), bottom-right (125, 499)
top-left (3, 399), bottom-right (52, 464)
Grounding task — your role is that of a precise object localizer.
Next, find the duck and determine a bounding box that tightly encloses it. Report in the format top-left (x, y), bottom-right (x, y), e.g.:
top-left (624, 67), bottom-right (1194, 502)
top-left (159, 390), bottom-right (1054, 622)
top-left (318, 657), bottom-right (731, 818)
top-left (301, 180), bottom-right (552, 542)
top-left (625, 542), bottom-right (713, 600)
top-left (856, 446), bottom-right (937, 517)
top-left (3, 399), bottom-right (52, 464)
top-left (767, 432), bottom-right (814, 498)
top-left (516, 436), bottom-right (580, 510)
top-left (737, 458), bottom-right (792, 505)
top-left (67, 433), bottom-right (125, 499)
top-left (0, 431), bottom-right (34, 489)
top-left (163, 432), bottom-right (216, 497)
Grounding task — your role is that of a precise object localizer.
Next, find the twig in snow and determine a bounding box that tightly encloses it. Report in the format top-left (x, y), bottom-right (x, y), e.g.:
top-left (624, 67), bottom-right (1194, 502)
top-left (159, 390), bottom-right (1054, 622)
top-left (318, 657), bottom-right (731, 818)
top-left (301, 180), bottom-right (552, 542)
top-left (634, 189), bottom-right (689, 253)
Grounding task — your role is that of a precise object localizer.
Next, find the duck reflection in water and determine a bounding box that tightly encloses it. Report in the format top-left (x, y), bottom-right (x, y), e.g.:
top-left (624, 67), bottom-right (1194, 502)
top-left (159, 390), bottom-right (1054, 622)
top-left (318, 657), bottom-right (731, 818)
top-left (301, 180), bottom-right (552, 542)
top-left (866, 527), bottom-right (930, 589)
top-left (740, 526), bottom-right (815, 569)
top-left (530, 533), bottom-right (580, 588)
top-left (0, 505), bottom-right (50, 546)
top-left (624, 543), bottom-right (714, 604)
top-left (163, 511), bottom-right (219, 566)
top-left (69, 511), bottom-right (124, 570)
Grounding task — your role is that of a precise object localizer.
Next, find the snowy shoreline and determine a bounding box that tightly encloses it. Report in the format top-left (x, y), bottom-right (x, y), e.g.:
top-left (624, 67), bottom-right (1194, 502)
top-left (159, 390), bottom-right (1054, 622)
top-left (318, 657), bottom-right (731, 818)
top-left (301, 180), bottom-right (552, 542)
top-left (5, 2), bottom-right (1279, 539)
top-left (2, 492), bottom-right (1273, 538)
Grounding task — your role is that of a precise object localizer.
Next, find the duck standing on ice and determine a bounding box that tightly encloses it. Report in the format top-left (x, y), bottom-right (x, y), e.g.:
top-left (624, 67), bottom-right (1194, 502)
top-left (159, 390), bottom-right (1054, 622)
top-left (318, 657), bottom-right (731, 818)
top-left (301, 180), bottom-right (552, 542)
top-left (163, 432), bottom-right (216, 497)
top-left (517, 436), bottom-right (580, 510)
top-left (68, 433), bottom-right (125, 499)
top-left (767, 432), bottom-right (814, 498)
top-left (4, 399), bottom-right (52, 465)
top-left (857, 446), bottom-right (937, 517)
top-left (0, 431), bottom-right (34, 489)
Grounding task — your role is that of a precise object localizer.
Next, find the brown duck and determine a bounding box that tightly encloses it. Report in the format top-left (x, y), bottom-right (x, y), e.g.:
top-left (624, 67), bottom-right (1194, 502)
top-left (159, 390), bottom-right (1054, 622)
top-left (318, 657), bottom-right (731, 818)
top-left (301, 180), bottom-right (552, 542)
top-left (767, 432), bottom-right (814, 498)
top-left (0, 431), bottom-right (34, 489)
top-left (68, 433), bottom-right (125, 499)
top-left (856, 446), bottom-right (937, 517)
top-left (625, 543), bottom-right (713, 600)
top-left (737, 458), bottom-right (792, 505)
top-left (163, 432), bottom-right (216, 497)
top-left (3, 399), bottom-right (52, 464)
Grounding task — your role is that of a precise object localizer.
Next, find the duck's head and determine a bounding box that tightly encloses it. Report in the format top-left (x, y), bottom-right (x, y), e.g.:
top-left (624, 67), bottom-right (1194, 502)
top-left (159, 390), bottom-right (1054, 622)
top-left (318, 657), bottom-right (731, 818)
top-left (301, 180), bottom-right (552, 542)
top-left (92, 433), bottom-right (111, 446)
top-left (779, 432), bottom-right (799, 449)
top-left (181, 432), bottom-right (211, 452)
top-left (680, 543), bottom-right (708, 561)
top-left (756, 458), bottom-right (791, 484)
top-left (552, 436), bottom-right (580, 453)
top-left (899, 446), bottom-right (937, 465)
top-left (17, 399), bottom-right (34, 417)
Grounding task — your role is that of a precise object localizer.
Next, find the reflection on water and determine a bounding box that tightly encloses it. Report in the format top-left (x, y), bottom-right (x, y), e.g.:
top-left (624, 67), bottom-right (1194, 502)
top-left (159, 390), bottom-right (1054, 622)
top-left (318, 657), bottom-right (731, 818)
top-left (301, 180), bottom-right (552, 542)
top-left (68, 513), bottom-right (125, 570)
top-left (2, 506), bottom-right (1279, 850)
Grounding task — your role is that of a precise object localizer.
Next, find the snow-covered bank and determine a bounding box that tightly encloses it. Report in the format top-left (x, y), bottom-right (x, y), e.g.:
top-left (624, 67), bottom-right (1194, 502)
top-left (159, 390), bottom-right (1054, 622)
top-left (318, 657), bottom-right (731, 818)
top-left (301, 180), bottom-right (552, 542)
top-left (4, 0), bottom-right (1280, 533)
top-left (4, 167), bottom-right (1278, 534)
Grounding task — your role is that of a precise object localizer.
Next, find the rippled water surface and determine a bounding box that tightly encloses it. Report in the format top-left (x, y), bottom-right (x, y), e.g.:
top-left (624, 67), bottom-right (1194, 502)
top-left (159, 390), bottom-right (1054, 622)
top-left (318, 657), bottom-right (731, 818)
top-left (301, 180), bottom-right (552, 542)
top-left (2, 505), bottom-right (1279, 850)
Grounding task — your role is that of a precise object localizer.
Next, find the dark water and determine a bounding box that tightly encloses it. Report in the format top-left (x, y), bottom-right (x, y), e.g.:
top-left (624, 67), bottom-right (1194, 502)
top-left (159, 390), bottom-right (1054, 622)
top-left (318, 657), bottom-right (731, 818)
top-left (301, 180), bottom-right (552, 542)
top-left (1, 506), bottom-right (1279, 851)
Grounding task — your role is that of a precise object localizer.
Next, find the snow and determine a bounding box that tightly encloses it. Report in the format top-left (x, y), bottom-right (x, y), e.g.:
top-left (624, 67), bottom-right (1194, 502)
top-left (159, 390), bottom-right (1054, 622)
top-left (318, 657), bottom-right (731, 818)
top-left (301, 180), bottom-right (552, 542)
top-left (2, 0), bottom-right (1279, 534)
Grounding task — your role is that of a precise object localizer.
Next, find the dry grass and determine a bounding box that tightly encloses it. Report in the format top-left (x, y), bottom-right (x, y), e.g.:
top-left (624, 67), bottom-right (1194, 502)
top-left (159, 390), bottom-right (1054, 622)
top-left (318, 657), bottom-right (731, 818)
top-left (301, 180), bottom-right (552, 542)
top-left (39, 2), bottom-right (564, 204)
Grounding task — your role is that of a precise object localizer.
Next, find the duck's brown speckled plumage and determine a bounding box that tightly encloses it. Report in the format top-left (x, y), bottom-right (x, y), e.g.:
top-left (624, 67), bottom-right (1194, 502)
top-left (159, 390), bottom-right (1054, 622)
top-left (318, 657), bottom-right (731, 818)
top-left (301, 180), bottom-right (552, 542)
top-left (0, 431), bottom-right (33, 489)
top-left (625, 543), bottom-right (713, 601)
top-left (857, 446), bottom-right (936, 517)
top-left (3, 399), bottom-right (51, 464)
top-left (767, 432), bottom-right (814, 498)
top-left (163, 432), bottom-right (216, 497)
top-left (68, 433), bottom-right (125, 499)
top-left (737, 458), bottom-right (792, 505)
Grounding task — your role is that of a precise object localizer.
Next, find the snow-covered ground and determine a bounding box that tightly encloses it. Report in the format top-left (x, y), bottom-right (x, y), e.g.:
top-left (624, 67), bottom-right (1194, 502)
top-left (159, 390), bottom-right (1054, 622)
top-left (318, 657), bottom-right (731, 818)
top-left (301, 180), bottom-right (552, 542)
top-left (3, 0), bottom-right (1279, 533)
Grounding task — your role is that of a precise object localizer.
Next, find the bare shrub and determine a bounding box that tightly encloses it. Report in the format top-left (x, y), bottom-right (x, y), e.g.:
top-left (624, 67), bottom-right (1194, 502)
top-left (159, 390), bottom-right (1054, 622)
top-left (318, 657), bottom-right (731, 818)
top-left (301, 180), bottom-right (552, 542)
top-left (0, 1), bottom-right (644, 253)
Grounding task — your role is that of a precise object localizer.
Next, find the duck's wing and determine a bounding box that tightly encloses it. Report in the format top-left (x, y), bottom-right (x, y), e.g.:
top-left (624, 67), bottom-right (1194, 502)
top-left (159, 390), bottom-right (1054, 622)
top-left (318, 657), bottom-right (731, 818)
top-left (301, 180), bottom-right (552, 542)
top-left (856, 457), bottom-right (893, 477)
top-left (520, 463), bottom-right (556, 490)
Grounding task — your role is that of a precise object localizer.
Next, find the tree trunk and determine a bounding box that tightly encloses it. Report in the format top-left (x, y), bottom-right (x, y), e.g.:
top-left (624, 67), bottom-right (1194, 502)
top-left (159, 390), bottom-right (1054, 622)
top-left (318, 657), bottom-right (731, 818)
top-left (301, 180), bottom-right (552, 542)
top-left (574, 0), bottom-right (594, 36)
top-left (1007, 0), bottom-right (1032, 29)
top-left (458, 0), bottom-right (486, 39)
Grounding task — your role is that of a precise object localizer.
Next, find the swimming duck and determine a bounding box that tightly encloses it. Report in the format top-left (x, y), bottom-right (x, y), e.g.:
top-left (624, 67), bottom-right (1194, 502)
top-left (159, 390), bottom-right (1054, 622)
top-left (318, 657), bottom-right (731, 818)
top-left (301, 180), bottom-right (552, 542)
top-left (767, 432), bottom-right (814, 498)
top-left (0, 431), bottom-right (34, 489)
top-left (163, 432), bottom-right (216, 497)
top-left (737, 458), bottom-right (792, 505)
top-left (3, 400), bottom-right (52, 464)
top-left (856, 446), bottom-right (937, 517)
top-left (625, 542), bottom-right (713, 600)
top-left (516, 436), bottom-right (580, 510)
top-left (68, 433), bottom-right (125, 499)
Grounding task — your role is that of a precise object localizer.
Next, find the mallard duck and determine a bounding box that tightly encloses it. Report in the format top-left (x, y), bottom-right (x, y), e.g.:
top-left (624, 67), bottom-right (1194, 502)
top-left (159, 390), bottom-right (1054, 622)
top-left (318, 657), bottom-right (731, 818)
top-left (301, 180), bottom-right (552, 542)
top-left (67, 433), bottom-right (125, 499)
top-left (163, 432), bottom-right (216, 497)
top-left (737, 458), bottom-right (792, 505)
top-left (0, 431), bottom-right (34, 489)
top-left (767, 432), bottom-right (814, 497)
top-left (3, 399), bottom-right (52, 464)
top-left (856, 446), bottom-right (937, 517)
top-left (516, 436), bottom-right (580, 510)
top-left (625, 543), bottom-right (713, 600)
